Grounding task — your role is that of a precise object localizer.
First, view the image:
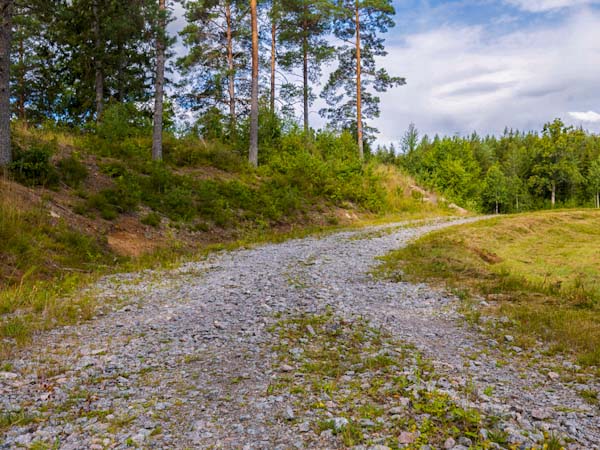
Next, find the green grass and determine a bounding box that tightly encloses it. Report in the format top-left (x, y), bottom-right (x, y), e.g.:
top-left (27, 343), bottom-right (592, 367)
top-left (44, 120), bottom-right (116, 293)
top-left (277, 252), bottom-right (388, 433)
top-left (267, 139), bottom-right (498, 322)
top-left (377, 209), bottom-right (600, 366)
top-left (269, 312), bottom-right (512, 448)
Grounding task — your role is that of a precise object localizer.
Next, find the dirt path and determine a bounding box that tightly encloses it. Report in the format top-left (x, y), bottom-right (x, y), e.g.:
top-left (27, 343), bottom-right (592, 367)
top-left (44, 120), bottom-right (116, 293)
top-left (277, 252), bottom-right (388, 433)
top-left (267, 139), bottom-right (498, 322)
top-left (1, 218), bottom-right (598, 449)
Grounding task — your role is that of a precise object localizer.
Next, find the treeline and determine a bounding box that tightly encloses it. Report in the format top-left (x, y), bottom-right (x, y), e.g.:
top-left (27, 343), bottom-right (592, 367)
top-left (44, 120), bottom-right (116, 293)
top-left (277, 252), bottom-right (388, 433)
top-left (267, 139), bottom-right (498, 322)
top-left (376, 120), bottom-right (600, 213)
top-left (0, 0), bottom-right (404, 168)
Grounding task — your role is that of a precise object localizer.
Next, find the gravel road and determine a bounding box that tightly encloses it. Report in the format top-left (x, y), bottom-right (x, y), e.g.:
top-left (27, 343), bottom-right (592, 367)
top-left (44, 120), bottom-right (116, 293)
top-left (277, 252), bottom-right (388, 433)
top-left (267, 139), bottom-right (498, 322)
top-left (1, 218), bottom-right (598, 449)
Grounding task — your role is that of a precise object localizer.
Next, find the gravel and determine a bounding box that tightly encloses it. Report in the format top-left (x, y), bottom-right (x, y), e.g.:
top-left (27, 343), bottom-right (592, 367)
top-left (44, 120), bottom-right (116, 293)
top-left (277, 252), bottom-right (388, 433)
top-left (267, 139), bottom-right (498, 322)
top-left (1, 217), bottom-right (598, 449)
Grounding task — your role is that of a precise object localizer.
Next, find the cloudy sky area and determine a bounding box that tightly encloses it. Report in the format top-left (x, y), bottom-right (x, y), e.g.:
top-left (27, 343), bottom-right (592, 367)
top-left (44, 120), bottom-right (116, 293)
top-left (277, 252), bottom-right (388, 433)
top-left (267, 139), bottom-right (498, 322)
top-left (170, 0), bottom-right (600, 145)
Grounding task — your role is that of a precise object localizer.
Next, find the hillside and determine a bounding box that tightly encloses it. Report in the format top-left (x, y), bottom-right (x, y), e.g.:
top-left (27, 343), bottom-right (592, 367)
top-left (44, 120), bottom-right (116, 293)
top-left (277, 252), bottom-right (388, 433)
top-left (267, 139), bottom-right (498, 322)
top-left (0, 123), bottom-right (460, 350)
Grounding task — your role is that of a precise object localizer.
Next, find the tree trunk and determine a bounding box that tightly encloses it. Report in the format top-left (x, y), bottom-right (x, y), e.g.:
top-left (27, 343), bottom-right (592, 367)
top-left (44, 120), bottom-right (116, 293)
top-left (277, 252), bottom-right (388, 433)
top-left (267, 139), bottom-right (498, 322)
top-left (0, 0), bottom-right (13, 167)
top-left (152, 0), bottom-right (166, 162)
top-left (225, 2), bottom-right (236, 136)
top-left (302, 32), bottom-right (308, 136)
top-left (17, 32), bottom-right (25, 121)
top-left (355, 0), bottom-right (363, 160)
top-left (248, 0), bottom-right (259, 167)
top-left (551, 181), bottom-right (556, 207)
top-left (596, 191), bottom-right (599, 209)
top-left (93, 0), bottom-right (104, 121)
top-left (270, 4), bottom-right (276, 114)
top-left (116, 44), bottom-right (124, 102)
top-left (495, 200), bottom-right (499, 214)
top-left (515, 194), bottom-right (519, 211)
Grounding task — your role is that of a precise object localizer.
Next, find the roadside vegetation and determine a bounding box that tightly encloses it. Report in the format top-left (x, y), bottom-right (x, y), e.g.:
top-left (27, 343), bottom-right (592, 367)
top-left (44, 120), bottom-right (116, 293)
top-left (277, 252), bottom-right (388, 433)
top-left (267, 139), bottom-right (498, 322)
top-left (0, 117), bottom-right (453, 354)
top-left (377, 210), bottom-right (600, 367)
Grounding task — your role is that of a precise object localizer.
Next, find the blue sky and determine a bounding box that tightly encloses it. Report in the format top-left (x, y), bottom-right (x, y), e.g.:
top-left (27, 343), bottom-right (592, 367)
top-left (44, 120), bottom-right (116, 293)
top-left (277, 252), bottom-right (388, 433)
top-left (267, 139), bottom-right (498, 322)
top-left (170, 0), bottom-right (600, 145)
top-left (371, 0), bottom-right (600, 144)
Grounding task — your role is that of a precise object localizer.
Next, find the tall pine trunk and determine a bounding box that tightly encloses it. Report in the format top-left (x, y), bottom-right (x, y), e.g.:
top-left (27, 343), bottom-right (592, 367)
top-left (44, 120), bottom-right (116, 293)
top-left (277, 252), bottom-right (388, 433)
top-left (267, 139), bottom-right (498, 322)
top-left (596, 191), bottom-right (599, 209)
top-left (270, 4), bottom-right (276, 114)
top-left (302, 33), bottom-right (308, 136)
top-left (248, 0), bottom-right (259, 167)
top-left (355, 0), bottom-right (363, 160)
top-left (93, 0), bottom-right (104, 121)
top-left (225, 2), bottom-right (236, 136)
top-left (551, 180), bottom-right (556, 207)
top-left (0, 0), bottom-right (12, 167)
top-left (152, 0), bottom-right (166, 162)
top-left (17, 33), bottom-right (25, 121)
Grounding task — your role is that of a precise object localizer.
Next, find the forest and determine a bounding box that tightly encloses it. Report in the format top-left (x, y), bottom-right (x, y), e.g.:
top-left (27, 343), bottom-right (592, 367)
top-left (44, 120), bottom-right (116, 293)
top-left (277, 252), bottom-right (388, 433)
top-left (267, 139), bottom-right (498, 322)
top-left (0, 0), bottom-right (403, 168)
top-left (1, 1), bottom-right (598, 218)
top-left (374, 120), bottom-right (600, 214)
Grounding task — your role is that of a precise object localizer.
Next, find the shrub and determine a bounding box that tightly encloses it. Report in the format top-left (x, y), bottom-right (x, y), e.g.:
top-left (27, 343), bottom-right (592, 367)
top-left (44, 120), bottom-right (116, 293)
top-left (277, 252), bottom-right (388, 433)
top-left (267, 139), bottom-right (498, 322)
top-left (161, 186), bottom-right (196, 221)
top-left (9, 143), bottom-right (59, 187)
top-left (141, 212), bottom-right (161, 227)
top-left (57, 154), bottom-right (88, 188)
top-left (85, 175), bottom-right (141, 220)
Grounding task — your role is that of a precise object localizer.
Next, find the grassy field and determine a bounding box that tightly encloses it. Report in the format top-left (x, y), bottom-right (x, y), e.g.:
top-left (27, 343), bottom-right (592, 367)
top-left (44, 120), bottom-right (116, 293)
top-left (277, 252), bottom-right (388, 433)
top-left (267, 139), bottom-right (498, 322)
top-left (378, 210), bottom-right (600, 366)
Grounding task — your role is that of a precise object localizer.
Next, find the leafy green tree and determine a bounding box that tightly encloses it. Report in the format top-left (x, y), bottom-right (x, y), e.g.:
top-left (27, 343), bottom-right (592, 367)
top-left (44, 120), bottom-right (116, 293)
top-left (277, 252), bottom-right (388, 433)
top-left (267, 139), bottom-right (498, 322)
top-left (481, 164), bottom-right (509, 214)
top-left (588, 158), bottom-right (600, 209)
top-left (401, 123), bottom-right (418, 155)
top-left (54, 0), bottom-right (156, 124)
top-left (529, 119), bottom-right (583, 207)
top-left (320, 0), bottom-right (405, 159)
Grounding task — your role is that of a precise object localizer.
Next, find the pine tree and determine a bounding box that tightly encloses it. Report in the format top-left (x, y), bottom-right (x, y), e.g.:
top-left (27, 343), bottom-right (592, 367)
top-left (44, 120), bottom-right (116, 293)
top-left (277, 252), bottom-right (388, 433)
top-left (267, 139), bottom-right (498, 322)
top-left (278, 0), bottom-right (334, 135)
top-left (0, 0), bottom-right (12, 167)
top-left (249, 0), bottom-right (259, 166)
top-left (321, 0), bottom-right (405, 159)
top-left (39, 0), bottom-right (156, 124)
top-left (152, 0), bottom-right (167, 161)
top-left (178, 0), bottom-right (250, 139)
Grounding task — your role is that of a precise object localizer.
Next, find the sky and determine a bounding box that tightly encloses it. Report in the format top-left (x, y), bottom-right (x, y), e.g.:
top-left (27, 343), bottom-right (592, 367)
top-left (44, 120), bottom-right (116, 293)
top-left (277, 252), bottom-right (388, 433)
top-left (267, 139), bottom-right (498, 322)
top-left (169, 0), bottom-right (600, 146)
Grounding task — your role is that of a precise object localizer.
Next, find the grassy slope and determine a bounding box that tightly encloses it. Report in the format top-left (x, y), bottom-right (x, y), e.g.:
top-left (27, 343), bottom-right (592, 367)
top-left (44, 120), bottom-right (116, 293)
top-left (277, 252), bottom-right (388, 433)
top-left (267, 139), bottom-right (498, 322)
top-left (378, 210), bottom-right (600, 366)
top-left (0, 126), bottom-right (455, 354)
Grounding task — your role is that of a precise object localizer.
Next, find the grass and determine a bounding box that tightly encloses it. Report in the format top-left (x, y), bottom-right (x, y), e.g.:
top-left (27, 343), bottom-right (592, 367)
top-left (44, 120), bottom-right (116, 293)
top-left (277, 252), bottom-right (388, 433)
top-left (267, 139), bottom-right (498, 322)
top-left (377, 209), bottom-right (600, 366)
top-left (269, 312), bottom-right (515, 449)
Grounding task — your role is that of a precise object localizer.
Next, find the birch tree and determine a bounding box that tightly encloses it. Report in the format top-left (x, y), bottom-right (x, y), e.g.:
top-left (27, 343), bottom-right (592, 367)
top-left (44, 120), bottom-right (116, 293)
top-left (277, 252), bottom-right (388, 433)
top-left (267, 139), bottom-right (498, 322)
top-left (588, 158), bottom-right (600, 209)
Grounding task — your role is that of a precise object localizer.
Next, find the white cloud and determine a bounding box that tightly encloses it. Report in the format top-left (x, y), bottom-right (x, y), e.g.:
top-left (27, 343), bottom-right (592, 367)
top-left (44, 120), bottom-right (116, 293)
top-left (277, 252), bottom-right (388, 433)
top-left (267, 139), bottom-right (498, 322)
top-left (506, 0), bottom-right (600, 12)
top-left (569, 111), bottom-right (600, 122)
top-left (373, 10), bottom-right (600, 144)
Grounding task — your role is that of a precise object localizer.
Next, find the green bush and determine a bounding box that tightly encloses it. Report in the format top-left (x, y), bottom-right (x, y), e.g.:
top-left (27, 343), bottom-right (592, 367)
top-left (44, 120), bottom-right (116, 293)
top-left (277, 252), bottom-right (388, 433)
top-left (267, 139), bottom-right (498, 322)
top-left (141, 212), bottom-right (161, 227)
top-left (85, 194), bottom-right (118, 220)
top-left (57, 154), bottom-right (88, 188)
top-left (161, 186), bottom-right (196, 221)
top-left (85, 175), bottom-right (141, 220)
top-left (9, 143), bottom-right (59, 187)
